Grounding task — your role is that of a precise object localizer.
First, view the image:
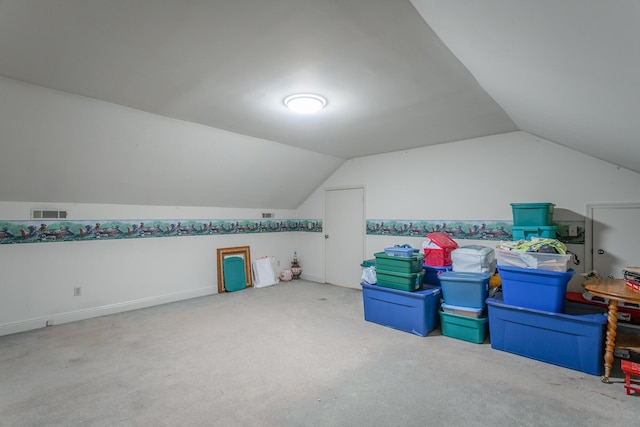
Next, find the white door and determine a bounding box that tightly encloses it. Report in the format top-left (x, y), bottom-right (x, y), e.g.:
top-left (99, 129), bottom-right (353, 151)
top-left (589, 203), bottom-right (640, 279)
top-left (325, 187), bottom-right (365, 289)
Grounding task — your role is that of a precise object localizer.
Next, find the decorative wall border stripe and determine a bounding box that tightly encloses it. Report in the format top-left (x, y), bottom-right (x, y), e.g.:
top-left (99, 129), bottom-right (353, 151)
top-left (0, 219), bottom-right (322, 245)
top-left (0, 217), bottom-right (585, 246)
top-left (366, 219), bottom-right (585, 244)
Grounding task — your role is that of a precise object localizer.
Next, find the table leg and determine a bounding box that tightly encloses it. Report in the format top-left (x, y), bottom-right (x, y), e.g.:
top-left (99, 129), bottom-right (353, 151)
top-left (602, 299), bottom-right (619, 383)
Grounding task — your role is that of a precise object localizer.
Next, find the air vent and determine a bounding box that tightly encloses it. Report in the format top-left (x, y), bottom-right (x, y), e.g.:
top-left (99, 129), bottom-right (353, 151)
top-left (261, 213), bottom-right (274, 219)
top-left (31, 209), bottom-right (67, 220)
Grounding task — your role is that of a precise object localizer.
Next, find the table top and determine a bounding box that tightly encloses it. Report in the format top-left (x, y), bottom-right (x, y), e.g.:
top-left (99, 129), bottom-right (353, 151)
top-left (583, 278), bottom-right (640, 304)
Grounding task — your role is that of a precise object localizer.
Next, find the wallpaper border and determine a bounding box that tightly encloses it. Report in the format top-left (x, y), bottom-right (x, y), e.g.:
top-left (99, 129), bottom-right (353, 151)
top-left (0, 219), bottom-right (322, 245)
top-left (0, 217), bottom-right (585, 245)
top-left (366, 219), bottom-right (584, 244)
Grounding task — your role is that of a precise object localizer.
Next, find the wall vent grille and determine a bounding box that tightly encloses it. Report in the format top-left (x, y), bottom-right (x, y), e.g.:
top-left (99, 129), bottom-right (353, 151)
top-left (261, 213), bottom-right (274, 219)
top-left (31, 209), bottom-right (68, 220)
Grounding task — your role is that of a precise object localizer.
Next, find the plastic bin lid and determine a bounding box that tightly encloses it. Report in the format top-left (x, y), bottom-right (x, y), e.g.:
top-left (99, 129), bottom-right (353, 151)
top-left (439, 271), bottom-right (490, 281)
top-left (361, 259), bottom-right (376, 267)
top-left (441, 303), bottom-right (483, 314)
top-left (425, 232), bottom-right (458, 250)
top-left (510, 202), bottom-right (555, 208)
top-left (497, 265), bottom-right (575, 277)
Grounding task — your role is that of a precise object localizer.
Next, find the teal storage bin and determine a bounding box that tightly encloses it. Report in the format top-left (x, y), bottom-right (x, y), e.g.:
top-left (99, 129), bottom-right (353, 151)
top-left (361, 282), bottom-right (441, 336)
top-left (511, 203), bottom-right (555, 226)
top-left (439, 310), bottom-right (488, 344)
top-left (438, 271), bottom-right (490, 309)
top-left (511, 225), bottom-right (557, 241)
top-left (486, 295), bottom-right (606, 375)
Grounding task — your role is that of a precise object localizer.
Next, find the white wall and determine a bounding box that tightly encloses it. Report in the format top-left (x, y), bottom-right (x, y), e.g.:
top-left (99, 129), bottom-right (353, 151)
top-left (0, 76), bottom-right (344, 209)
top-left (4, 122), bottom-right (640, 336)
top-left (0, 201), bottom-right (305, 336)
top-left (0, 76), bottom-right (335, 337)
top-left (298, 131), bottom-right (640, 291)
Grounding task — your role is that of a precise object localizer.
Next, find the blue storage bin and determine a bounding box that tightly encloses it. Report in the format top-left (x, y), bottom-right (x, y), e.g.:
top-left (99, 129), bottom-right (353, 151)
top-left (361, 282), bottom-right (441, 336)
top-left (438, 271), bottom-right (490, 309)
top-left (498, 265), bottom-right (575, 312)
top-left (486, 295), bottom-right (607, 375)
top-left (423, 264), bottom-right (452, 286)
top-left (384, 246), bottom-right (417, 257)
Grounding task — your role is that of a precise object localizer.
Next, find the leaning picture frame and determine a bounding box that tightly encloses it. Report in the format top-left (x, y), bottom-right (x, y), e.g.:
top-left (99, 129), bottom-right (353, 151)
top-left (217, 246), bottom-right (252, 293)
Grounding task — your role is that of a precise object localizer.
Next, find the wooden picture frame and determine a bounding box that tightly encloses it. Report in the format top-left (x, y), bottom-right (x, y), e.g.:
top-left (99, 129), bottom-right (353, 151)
top-left (217, 246), bottom-right (252, 293)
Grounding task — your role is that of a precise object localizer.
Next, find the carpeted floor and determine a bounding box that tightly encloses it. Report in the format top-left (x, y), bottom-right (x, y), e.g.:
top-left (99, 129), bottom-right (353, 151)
top-left (0, 280), bottom-right (637, 426)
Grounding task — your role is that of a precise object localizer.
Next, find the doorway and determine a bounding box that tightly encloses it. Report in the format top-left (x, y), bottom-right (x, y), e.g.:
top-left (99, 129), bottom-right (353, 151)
top-left (587, 203), bottom-right (640, 279)
top-left (324, 187), bottom-right (365, 289)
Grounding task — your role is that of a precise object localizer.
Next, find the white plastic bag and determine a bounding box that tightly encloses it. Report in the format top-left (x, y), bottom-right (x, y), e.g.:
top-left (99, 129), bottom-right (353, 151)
top-left (253, 256), bottom-right (278, 288)
top-left (361, 266), bottom-right (377, 284)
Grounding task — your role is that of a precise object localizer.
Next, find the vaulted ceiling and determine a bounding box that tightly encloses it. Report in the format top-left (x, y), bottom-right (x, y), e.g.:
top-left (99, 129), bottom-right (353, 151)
top-left (1, 1), bottom-right (639, 204)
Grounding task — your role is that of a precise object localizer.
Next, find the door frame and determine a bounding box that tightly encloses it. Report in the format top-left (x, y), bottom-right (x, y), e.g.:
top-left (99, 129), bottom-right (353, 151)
top-left (585, 202), bottom-right (640, 272)
top-left (323, 185), bottom-right (366, 285)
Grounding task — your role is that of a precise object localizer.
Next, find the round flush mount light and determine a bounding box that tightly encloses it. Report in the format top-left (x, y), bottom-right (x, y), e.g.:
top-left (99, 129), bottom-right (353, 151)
top-left (283, 93), bottom-right (327, 114)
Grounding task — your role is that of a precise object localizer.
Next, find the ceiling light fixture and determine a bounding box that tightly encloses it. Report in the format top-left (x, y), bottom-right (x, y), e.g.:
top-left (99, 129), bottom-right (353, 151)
top-left (283, 93), bottom-right (327, 114)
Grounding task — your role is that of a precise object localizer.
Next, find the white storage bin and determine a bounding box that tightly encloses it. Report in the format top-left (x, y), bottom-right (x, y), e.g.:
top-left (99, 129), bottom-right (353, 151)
top-left (496, 247), bottom-right (571, 272)
top-left (452, 245), bottom-right (496, 275)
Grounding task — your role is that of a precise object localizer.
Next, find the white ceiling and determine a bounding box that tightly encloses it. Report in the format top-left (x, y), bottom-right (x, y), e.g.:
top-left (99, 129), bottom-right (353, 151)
top-left (0, 0), bottom-right (638, 172)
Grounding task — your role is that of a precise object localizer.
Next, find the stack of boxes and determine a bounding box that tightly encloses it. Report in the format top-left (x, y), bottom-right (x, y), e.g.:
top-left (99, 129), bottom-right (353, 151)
top-left (358, 203), bottom-right (609, 376)
top-left (375, 247), bottom-right (425, 292)
top-left (360, 246), bottom-right (441, 336)
top-left (487, 202), bottom-right (607, 375)
top-left (437, 245), bottom-right (496, 343)
top-left (438, 270), bottom-right (491, 344)
top-left (510, 202), bottom-right (557, 241)
top-left (422, 232), bottom-right (457, 287)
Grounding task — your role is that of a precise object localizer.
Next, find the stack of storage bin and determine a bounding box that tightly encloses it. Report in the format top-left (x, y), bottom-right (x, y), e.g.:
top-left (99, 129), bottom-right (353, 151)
top-left (359, 247), bottom-right (441, 337)
top-left (486, 204), bottom-right (607, 374)
top-left (375, 248), bottom-right (425, 292)
top-left (510, 202), bottom-right (557, 241)
top-left (437, 271), bottom-right (490, 343)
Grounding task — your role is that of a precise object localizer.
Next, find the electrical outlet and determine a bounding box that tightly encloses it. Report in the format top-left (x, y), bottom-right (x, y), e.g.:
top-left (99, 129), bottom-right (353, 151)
top-left (74, 287), bottom-right (81, 296)
top-left (568, 225), bottom-right (578, 237)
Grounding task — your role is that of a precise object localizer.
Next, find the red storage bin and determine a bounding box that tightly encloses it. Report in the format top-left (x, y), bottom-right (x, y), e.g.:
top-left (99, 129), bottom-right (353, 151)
top-left (423, 232), bottom-right (458, 267)
top-left (424, 248), bottom-right (453, 266)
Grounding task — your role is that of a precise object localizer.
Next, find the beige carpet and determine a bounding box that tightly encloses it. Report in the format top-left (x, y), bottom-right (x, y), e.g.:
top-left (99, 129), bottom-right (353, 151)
top-left (0, 280), bottom-right (637, 426)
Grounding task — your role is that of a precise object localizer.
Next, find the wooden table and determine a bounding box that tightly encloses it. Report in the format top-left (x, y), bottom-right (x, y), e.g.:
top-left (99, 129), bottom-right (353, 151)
top-left (582, 278), bottom-right (640, 383)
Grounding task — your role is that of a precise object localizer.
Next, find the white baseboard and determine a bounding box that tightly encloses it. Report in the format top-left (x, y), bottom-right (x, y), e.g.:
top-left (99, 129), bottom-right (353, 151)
top-left (0, 286), bottom-right (215, 337)
top-left (300, 273), bottom-right (323, 283)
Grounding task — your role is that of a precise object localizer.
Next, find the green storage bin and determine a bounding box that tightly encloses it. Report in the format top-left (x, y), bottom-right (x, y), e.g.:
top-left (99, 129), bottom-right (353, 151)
top-left (439, 310), bottom-right (488, 344)
top-left (376, 268), bottom-right (425, 292)
top-left (511, 203), bottom-right (555, 226)
top-left (374, 252), bottom-right (424, 273)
